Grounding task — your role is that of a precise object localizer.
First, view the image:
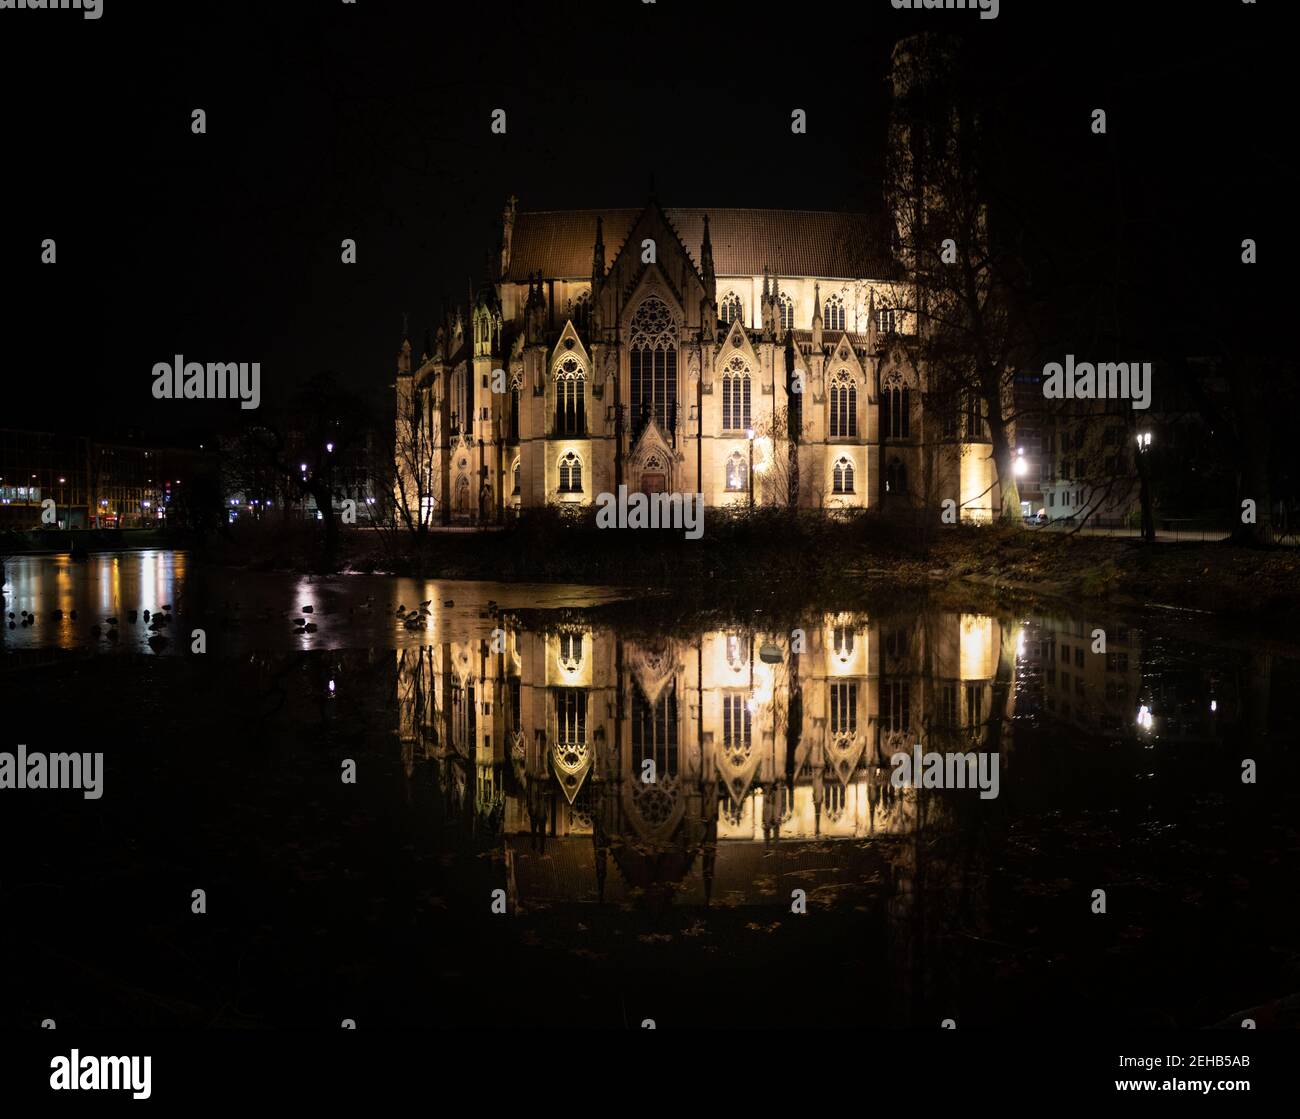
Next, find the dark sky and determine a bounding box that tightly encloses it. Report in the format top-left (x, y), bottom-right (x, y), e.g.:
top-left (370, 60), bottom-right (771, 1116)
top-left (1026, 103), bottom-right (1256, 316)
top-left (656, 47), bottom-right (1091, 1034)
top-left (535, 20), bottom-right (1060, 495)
top-left (2, 0), bottom-right (1291, 444)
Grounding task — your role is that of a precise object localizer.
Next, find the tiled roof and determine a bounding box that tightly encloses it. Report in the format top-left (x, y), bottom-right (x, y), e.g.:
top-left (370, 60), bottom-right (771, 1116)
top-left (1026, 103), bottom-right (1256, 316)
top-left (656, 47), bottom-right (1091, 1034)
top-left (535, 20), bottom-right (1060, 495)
top-left (504, 207), bottom-right (899, 283)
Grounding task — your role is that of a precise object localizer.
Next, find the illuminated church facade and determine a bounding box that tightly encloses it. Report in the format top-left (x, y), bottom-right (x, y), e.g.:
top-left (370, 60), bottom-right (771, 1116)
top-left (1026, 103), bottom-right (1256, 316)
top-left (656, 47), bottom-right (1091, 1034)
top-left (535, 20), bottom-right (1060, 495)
top-left (394, 198), bottom-right (1002, 525)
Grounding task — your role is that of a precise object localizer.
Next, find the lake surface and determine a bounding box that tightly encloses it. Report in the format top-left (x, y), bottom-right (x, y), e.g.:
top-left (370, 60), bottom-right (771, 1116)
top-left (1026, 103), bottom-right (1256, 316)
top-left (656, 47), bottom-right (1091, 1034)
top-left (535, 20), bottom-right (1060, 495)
top-left (2, 551), bottom-right (1297, 1028)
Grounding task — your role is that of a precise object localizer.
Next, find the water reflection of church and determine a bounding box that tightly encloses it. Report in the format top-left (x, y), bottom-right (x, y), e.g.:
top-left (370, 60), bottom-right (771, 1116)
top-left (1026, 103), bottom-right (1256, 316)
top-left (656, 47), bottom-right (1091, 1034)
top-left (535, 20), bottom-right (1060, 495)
top-left (397, 612), bottom-right (1016, 903)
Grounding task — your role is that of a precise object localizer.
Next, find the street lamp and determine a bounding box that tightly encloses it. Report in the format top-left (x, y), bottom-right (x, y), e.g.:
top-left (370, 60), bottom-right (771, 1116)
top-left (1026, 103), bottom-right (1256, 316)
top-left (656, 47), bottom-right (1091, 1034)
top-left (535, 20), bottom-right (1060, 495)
top-left (745, 427), bottom-right (755, 509)
top-left (1014, 447), bottom-right (1028, 477)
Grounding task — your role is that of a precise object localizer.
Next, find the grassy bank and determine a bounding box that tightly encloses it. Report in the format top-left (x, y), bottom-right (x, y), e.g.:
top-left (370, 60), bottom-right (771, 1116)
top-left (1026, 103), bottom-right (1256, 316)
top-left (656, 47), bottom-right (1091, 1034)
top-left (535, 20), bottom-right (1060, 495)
top-left (187, 509), bottom-right (1300, 629)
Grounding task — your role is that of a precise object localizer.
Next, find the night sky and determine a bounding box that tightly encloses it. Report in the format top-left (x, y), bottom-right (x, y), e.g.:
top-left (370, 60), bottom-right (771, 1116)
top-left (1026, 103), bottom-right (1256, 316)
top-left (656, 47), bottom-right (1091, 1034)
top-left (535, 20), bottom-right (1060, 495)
top-left (2, 0), bottom-right (1291, 443)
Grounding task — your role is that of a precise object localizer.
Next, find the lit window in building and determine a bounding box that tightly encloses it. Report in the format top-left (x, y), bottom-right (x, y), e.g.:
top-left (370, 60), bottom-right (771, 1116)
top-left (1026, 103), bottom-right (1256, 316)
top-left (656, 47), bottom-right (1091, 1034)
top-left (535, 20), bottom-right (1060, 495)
top-left (829, 370), bottom-right (857, 438)
top-left (824, 294), bottom-right (845, 332)
top-left (832, 457), bottom-right (855, 495)
top-left (554, 356), bottom-right (586, 436)
top-left (725, 452), bottom-right (748, 493)
top-left (831, 681), bottom-right (858, 736)
top-left (720, 292), bottom-right (743, 325)
top-left (630, 297), bottom-right (678, 435)
top-left (558, 451), bottom-right (583, 493)
top-left (721, 356), bottom-right (752, 431)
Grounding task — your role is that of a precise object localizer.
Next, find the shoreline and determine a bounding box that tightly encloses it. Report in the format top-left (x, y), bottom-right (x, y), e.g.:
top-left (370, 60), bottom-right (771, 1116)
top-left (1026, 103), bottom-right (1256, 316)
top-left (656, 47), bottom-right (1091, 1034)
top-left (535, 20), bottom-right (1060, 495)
top-left (6, 521), bottom-right (1298, 634)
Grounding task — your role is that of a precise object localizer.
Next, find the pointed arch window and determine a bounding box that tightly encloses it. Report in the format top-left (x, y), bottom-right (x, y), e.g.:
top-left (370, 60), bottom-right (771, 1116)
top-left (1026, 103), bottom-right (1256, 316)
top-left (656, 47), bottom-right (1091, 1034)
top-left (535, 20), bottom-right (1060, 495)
top-left (558, 631), bottom-right (583, 673)
top-left (721, 356), bottom-right (752, 432)
top-left (722, 693), bottom-right (753, 766)
top-left (556, 688), bottom-right (587, 744)
top-left (883, 386), bottom-right (911, 439)
top-left (832, 457), bottom-right (855, 495)
top-left (878, 308), bottom-right (897, 335)
top-left (778, 292), bottom-right (795, 331)
top-left (832, 456), bottom-right (855, 495)
top-left (558, 451), bottom-right (583, 493)
top-left (725, 451), bottom-right (748, 492)
top-left (630, 297), bottom-right (678, 438)
top-left (830, 681), bottom-right (858, 736)
top-left (720, 292), bottom-right (744, 325)
top-left (573, 290), bottom-right (591, 331)
top-left (554, 356), bottom-right (586, 436)
top-left (632, 681), bottom-right (678, 780)
top-left (829, 370), bottom-right (857, 438)
top-left (833, 624), bottom-right (854, 661)
top-left (824, 294), bottom-right (845, 332)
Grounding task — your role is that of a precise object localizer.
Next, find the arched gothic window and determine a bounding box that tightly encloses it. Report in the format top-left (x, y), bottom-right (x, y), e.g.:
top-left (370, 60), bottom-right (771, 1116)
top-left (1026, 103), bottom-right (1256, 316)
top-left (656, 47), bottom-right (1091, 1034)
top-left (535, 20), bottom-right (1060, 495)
top-left (511, 458), bottom-right (520, 495)
top-left (833, 624), bottom-right (854, 660)
top-left (878, 308), bottom-right (897, 335)
top-left (722, 693), bottom-right (752, 768)
top-left (720, 292), bottom-right (743, 325)
top-left (830, 681), bottom-right (857, 736)
top-left (882, 372), bottom-right (911, 439)
top-left (832, 456), bottom-right (855, 494)
top-left (573, 290), bottom-right (591, 331)
top-left (721, 355), bottom-right (751, 432)
top-left (725, 451), bottom-right (748, 492)
top-left (554, 356), bottom-right (586, 436)
top-left (558, 631), bottom-right (583, 673)
top-left (632, 681), bottom-right (678, 781)
top-left (829, 370), bottom-right (857, 438)
top-left (824, 294), bottom-right (845, 332)
top-left (558, 451), bottom-right (583, 493)
top-left (778, 292), bottom-right (795, 331)
top-left (629, 297), bottom-right (678, 436)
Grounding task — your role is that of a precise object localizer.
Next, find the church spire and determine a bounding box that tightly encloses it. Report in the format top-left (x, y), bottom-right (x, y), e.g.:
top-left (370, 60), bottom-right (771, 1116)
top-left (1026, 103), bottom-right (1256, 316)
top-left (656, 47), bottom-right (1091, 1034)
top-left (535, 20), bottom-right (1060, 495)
top-left (592, 216), bottom-right (605, 285)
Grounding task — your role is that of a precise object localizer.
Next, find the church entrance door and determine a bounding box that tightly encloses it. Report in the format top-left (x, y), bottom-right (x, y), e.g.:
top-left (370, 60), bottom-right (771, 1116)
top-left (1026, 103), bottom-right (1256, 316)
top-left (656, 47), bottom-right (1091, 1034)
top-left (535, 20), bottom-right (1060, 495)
top-left (640, 472), bottom-right (667, 495)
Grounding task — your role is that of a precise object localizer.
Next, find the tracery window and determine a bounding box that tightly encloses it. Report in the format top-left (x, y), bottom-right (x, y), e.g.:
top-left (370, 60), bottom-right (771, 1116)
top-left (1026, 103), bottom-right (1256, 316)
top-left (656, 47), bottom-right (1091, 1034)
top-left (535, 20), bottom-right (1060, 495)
top-left (630, 297), bottom-right (677, 436)
top-left (725, 452), bottom-right (748, 493)
top-left (829, 370), bottom-right (857, 438)
top-left (878, 308), bottom-right (896, 334)
top-left (721, 355), bottom-right (751, 432)
top-left (554, 356), bottom-right (586, 436)
top-left (832, 457), bottom-right (855, 495)
top-left (883, 377), bottom-right (911, 439)
top-left (573, 290), bottom-right (591, 331)
top-left (882, 681), bottom-right (910, 733)
top-left (632, 682), bottom-right (678, 780)
top-left (833, 625), bottom-right (854, 661)
top-left (778, 292), bottom-right (795, 331)
top-left (830, 682), bottom-right (858, 736)
top-left (556, 688), bottom-right (587, 743)
top-left (722, 693), bottom-right (752, 763)
top-left (720, 291), bottom-right (743, 325)
top-left (824, 294), bottom-right (845, 332)
top-left (558, 631), bottom-right (583, 672)
top-left (558, 451), bottom-right (583, 493)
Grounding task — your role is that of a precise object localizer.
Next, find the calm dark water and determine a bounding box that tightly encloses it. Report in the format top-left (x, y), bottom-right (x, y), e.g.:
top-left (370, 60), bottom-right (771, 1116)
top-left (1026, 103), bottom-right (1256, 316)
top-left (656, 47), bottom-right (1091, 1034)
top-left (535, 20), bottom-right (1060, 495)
top-left (1, 551), bottom-right (1297, 1029)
